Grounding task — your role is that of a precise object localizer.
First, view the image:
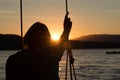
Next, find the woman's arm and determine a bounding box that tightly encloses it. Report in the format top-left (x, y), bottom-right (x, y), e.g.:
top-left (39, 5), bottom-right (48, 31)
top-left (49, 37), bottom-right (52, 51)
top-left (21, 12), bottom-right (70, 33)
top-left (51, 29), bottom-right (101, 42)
top-left (57, 12), bottom-right (72, 61)
top-left (60, 12), bottom-right (72, 42)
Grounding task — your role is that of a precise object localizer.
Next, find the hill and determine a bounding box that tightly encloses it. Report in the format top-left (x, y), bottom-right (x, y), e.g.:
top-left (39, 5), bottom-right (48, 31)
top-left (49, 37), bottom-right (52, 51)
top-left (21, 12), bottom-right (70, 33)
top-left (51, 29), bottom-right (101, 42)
top-left (74, 34), bottom-right (120, 42)
top-left (0, 34), bottom-right (22, 50)
top-left (70, 34), bottom-right (120, 49)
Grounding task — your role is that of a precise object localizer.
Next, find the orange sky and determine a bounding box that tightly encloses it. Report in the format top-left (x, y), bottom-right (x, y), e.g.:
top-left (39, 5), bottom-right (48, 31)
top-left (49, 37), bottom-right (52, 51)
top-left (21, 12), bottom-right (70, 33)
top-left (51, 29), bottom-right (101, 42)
top-left (0, 0), bottom-right (120, 39)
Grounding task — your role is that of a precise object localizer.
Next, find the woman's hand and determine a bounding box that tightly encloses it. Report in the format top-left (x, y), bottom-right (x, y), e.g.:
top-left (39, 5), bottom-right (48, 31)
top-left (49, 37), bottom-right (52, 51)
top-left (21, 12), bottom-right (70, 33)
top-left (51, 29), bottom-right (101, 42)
top-left (64, 12), bottom-right (72, 32)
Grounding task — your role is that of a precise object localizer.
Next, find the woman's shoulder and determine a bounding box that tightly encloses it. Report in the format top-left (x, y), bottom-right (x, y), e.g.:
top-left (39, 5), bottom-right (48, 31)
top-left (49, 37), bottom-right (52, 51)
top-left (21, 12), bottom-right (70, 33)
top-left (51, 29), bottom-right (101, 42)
top-left (7, 50), bottom-right (27, 61)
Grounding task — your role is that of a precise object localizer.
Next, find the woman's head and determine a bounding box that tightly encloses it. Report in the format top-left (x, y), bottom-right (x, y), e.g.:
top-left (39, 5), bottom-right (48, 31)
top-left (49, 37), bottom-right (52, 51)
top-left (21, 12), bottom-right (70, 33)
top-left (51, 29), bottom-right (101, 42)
top-left (24, 22), bottom-right (51, 49)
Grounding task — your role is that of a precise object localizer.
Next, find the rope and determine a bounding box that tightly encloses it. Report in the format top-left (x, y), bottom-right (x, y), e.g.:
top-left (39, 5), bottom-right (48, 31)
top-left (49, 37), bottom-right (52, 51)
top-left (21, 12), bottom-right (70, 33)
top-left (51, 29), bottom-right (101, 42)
top-left (72, 64), bottom-right (77, 80)
top-left (68, 50), bottom-right (73, 80)
top-left (66, 0), bottom-right (68, 13)
top-left (65, 51), bottom-right (69, 80)
top-left (65, 0), bottom-right (77, 80)
top-left (20, 0), bottom-right (24, 50)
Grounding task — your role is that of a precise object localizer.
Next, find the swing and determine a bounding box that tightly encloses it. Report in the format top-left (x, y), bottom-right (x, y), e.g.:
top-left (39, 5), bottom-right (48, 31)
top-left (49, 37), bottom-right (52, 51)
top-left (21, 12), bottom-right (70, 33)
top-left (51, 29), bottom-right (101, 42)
top-left (65, 0), bottom-right (77, 80)
top-left (20, 0), bottom-right (77, 80)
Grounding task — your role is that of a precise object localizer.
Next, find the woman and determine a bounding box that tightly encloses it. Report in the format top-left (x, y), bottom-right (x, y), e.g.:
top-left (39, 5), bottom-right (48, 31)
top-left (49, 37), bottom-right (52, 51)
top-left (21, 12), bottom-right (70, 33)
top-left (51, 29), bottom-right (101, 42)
top-left (6, 12), bottom-right (72, 80)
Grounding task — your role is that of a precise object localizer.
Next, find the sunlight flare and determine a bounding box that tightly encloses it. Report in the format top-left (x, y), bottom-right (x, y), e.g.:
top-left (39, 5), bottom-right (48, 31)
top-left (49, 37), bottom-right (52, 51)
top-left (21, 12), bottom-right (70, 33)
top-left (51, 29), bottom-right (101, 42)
top-left (51, 34), bottom-right (60, 41)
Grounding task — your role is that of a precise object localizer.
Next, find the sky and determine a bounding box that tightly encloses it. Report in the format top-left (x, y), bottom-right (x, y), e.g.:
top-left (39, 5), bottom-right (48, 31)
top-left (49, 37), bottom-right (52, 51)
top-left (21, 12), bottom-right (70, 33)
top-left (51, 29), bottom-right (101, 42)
top-left (0, 0), bottom-right (120, 39)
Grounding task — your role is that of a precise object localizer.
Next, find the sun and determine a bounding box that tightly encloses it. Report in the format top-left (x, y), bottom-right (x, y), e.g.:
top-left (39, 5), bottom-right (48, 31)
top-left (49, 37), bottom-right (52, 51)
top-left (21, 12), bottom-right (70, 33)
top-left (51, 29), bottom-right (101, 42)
top-left (51, 35), bottom-right (60, 41)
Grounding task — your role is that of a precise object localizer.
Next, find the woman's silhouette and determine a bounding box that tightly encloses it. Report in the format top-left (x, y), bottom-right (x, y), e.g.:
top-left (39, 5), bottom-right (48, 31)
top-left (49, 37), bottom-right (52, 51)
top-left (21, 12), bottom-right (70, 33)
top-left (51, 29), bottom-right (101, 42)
top-left (6, 12), bottom-right (72, 80)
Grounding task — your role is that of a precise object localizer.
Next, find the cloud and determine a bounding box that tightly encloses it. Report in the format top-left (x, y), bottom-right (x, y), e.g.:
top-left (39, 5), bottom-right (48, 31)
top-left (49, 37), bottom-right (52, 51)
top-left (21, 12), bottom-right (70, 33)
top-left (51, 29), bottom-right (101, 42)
top-left (117, 10), bottom-right (120, 13)
top-left (105, 9), bottom-right (120, 14)
top-left (0, 10), bottom-right (17, 14)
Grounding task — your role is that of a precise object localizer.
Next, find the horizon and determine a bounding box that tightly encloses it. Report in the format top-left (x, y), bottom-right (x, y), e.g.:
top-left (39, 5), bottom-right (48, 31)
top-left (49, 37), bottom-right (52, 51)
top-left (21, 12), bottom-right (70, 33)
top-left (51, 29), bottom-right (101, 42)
top-left (0, 0), bottom-right (120, 39)
top-left (1, 33), bottom-right (120, 40)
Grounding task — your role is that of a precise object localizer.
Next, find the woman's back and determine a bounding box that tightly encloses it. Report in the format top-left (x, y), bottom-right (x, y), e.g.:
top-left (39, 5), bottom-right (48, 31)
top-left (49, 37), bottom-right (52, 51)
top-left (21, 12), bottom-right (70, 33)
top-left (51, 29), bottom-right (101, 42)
top-left (6, 46), bottom-right (60, 80)
top-left (6, 13), bottom-right (72, 80)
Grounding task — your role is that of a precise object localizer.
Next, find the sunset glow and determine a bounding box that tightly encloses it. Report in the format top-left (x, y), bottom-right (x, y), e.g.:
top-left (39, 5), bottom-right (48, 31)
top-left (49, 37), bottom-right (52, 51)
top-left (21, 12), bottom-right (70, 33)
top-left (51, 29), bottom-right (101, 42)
top-left (0, 0), bottom-right (120, 39)
top-left (51, 34), bottom-right (60, 41)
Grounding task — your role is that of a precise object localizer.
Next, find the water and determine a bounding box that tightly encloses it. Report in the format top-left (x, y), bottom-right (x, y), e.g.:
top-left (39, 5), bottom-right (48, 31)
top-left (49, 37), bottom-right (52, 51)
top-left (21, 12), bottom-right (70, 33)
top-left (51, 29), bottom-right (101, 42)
top-left (0, 49), bottom-right (120, 80)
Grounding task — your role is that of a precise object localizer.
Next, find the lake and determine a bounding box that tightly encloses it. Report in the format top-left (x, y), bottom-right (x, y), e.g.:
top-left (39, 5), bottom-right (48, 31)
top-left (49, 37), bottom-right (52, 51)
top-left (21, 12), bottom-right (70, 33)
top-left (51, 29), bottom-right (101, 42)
top-left (0, 49), bottom-right (120, 80)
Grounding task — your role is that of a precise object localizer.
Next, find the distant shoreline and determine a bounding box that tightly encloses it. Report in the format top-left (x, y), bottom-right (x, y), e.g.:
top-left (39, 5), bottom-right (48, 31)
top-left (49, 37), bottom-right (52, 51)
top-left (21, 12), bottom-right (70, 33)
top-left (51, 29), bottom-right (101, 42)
top-left (1, 34), bottom-right (120, 50)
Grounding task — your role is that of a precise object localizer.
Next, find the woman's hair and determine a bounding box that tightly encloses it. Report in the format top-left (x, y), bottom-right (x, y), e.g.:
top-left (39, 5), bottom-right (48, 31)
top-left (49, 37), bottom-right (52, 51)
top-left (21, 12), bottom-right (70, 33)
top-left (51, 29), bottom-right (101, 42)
top-left (24, 22), bottom-right (51, 48)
